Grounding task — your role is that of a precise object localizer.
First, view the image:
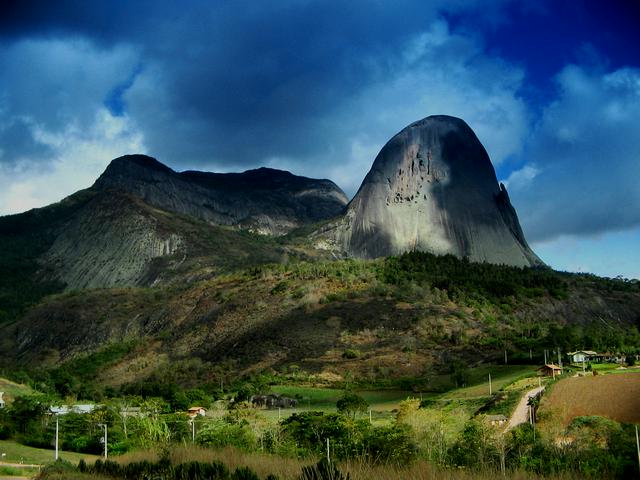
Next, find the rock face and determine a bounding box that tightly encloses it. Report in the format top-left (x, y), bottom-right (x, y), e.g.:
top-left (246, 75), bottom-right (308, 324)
top-left (324, 115), bottom-right (542, 267)
top-left (93, 155), bottom-right (348, 235)
top-left (44, 192), bottom-right (184, 289)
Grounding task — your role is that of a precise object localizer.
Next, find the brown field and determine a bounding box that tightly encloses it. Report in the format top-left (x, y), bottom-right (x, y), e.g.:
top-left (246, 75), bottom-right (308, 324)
top-left (542, 372), bottom-right (640, 425)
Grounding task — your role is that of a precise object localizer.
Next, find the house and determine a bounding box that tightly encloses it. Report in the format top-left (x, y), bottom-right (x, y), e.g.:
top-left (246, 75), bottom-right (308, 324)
top-left (601, 352), bottom-right (626, 364)
top-left (538, 364), bottom-right (563, 377)
top-left (567, 350), bottom-right (599, 363)
top-left (49, 404), bottom-right (97, 415)
top-left (485, 414), bottom-right (508, 427)
top-left (187, 406), bottom-right (206, 417)
top-left (0, 392), bottom-right (5, 409)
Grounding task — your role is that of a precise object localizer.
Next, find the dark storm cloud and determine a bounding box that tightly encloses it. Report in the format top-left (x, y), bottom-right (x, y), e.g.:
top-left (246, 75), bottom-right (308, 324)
top-left (0, 0), bottom-right (509, 169)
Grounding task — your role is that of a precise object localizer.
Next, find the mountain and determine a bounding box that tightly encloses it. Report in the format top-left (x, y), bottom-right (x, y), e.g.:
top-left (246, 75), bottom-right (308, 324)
top-left (1, 117), bottom-right (639, 393)
top-left (0, 156), bottom-right (347, 300)
top-left (316, 116), bottom-right (542, 267)
top-left (94, 154), bottom-right (348, 236)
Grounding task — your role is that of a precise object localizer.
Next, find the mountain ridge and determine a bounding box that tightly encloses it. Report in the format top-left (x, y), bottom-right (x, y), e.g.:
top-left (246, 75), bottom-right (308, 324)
top-left (94, 154), bottom-right (349, 236)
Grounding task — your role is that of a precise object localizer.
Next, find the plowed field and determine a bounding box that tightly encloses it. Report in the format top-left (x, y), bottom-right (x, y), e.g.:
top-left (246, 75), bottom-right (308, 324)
top-left (544, 372), bottom-right (640, 425)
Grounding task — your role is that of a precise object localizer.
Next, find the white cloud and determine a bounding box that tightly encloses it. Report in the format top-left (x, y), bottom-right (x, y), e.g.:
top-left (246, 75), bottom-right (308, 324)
top-left (0, 38), bottom-right (144, 214)
top-left (509, 65), bottom-right (640, 242)
top-left (0, 109), bottom-right (144, 215)
top-left (502, 164), bottom-right (539, 190)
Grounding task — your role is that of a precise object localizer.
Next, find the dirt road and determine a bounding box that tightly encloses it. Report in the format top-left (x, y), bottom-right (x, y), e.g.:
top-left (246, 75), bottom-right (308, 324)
top-left (506, 386), bottom-right (544, 430)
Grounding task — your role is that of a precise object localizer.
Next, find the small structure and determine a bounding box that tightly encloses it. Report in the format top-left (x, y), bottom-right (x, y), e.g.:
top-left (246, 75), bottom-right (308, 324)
top-left (0, 392), bottom-right (5, 409)
top-left (187, 406), bottom-right (206, 418)
top-left (486, 414), bottom-right (508, 427)
top-left (49, 404), bottom-right (97, 415)
top-left (538, 364), bottom-right (563, 378)
top-left (567, 350), bottom-right (599, 363)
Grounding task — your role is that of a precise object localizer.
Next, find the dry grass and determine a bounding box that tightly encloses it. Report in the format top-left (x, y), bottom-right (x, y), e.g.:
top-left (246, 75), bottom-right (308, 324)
top-left (113, 446), bottom-right (581, 480)
top-left (116, 446), bottom-right (311, 479)
top-left (541, 372), bottom-right (640, 425)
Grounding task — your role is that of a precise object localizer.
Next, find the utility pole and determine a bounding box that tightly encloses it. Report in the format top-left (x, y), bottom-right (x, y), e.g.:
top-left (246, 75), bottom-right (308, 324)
top-left (504, 350), bottom-right (508, 364)
top-left (558, 349), bottom-right (562, 368)
top-left (55, 416), bottom-right (59, 461)
top-left (97, 424), bottom-right (107, 459)
top-left (635, 425), bottom-right (640, 474)
top-left (544, 349), bottom-right (547, 364)
top-left (489, 373), bottom-right (492, 396)
top-left (191, 419), bottom-right (195, 443)
top-left (326, 438), bottom-right (330, 464)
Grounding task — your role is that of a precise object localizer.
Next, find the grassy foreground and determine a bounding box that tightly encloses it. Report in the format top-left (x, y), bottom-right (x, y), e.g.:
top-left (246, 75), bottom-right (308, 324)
top-left (0, 439), bottom-right (98, 466)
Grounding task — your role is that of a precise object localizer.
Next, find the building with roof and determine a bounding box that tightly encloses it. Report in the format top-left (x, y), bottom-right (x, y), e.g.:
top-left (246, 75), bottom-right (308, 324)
top-left (567, 350), bottom-right (599, 363)
top-left (538, 364), bottom-right (563, 378)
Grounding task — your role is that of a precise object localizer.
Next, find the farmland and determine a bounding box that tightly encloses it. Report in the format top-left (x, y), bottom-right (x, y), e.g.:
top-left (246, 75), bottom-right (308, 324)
top-left (539, 372), bottom-right (640, 425)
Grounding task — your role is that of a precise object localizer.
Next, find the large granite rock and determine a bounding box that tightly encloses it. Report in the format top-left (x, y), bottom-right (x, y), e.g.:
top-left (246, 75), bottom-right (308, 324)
top-left (93, 155), bottom-right (348, 235)
top-left (320, 115), bottom-right (542, 267)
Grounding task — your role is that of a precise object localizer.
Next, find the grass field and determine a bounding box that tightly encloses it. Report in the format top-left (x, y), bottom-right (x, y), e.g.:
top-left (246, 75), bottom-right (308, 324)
top-left (0, 439), bottom-right (99, 466)
top-left (262, 365), bottom-right (538, 425)
top-left (440, 365), bottom-right (537, 399)
top-left (540, 372), bottom-right (640, 425)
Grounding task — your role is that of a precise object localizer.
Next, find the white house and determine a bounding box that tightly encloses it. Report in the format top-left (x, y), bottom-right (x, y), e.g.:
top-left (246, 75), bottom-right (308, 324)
top-left (567, 350), bottom-right (599, 363)
top-left (0, 392), bottom-right (5, 409)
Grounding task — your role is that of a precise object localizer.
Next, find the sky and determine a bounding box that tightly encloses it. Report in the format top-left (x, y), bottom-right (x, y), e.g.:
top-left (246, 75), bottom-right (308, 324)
top-left (0, 0), bottom-right (639, 279)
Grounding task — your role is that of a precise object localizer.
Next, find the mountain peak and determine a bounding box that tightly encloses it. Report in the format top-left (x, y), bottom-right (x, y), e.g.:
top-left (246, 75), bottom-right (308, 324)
top-left (104, 154), bottom-right (175, 174)
top-left (324, 115), bottom-right (542, 267)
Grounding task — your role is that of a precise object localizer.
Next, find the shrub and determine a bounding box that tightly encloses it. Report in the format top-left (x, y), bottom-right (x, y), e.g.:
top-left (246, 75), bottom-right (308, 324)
top-left (363, 424), bottom-right (416, 465)
top-left (300, 459), bottom-right (350, 480)
top-left (336, 392), bottom-right (368, 418)
top-left (196, 420), bottom-right (257, 451)
top-left (342, 349), bottom-right (360, 359)
top-left (232, 466), bottom-right (260, 480)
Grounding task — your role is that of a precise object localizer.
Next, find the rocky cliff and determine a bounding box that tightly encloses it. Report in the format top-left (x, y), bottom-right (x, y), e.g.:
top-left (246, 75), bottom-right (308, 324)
top-left (319, 115), bottom-right (542, 267)
top-left (93, 155), bottom-right (348, 235)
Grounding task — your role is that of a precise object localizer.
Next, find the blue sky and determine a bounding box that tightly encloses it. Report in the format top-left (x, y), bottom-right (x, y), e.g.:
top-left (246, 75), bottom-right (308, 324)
top-left (0, 0), bottom-right (638, 278)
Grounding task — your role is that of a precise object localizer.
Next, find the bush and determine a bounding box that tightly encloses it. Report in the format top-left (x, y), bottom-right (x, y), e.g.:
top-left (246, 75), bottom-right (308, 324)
top-left (300, 459), bottom-right (350, 480)
top-left (232, 466), bottom-right (260, 480)
top-left (336, 392), bottom-right (368, 418)
top-left (342, 349), bottom-right (360, 359)
top-left (363, 424), bottom-right (416, 465)
top-left (196, 420), bottom-right (257, 451)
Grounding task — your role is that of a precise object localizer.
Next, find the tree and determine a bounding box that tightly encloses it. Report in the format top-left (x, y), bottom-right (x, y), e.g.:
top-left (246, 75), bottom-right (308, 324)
top-left (336, 392), bottom-right (369, 419)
